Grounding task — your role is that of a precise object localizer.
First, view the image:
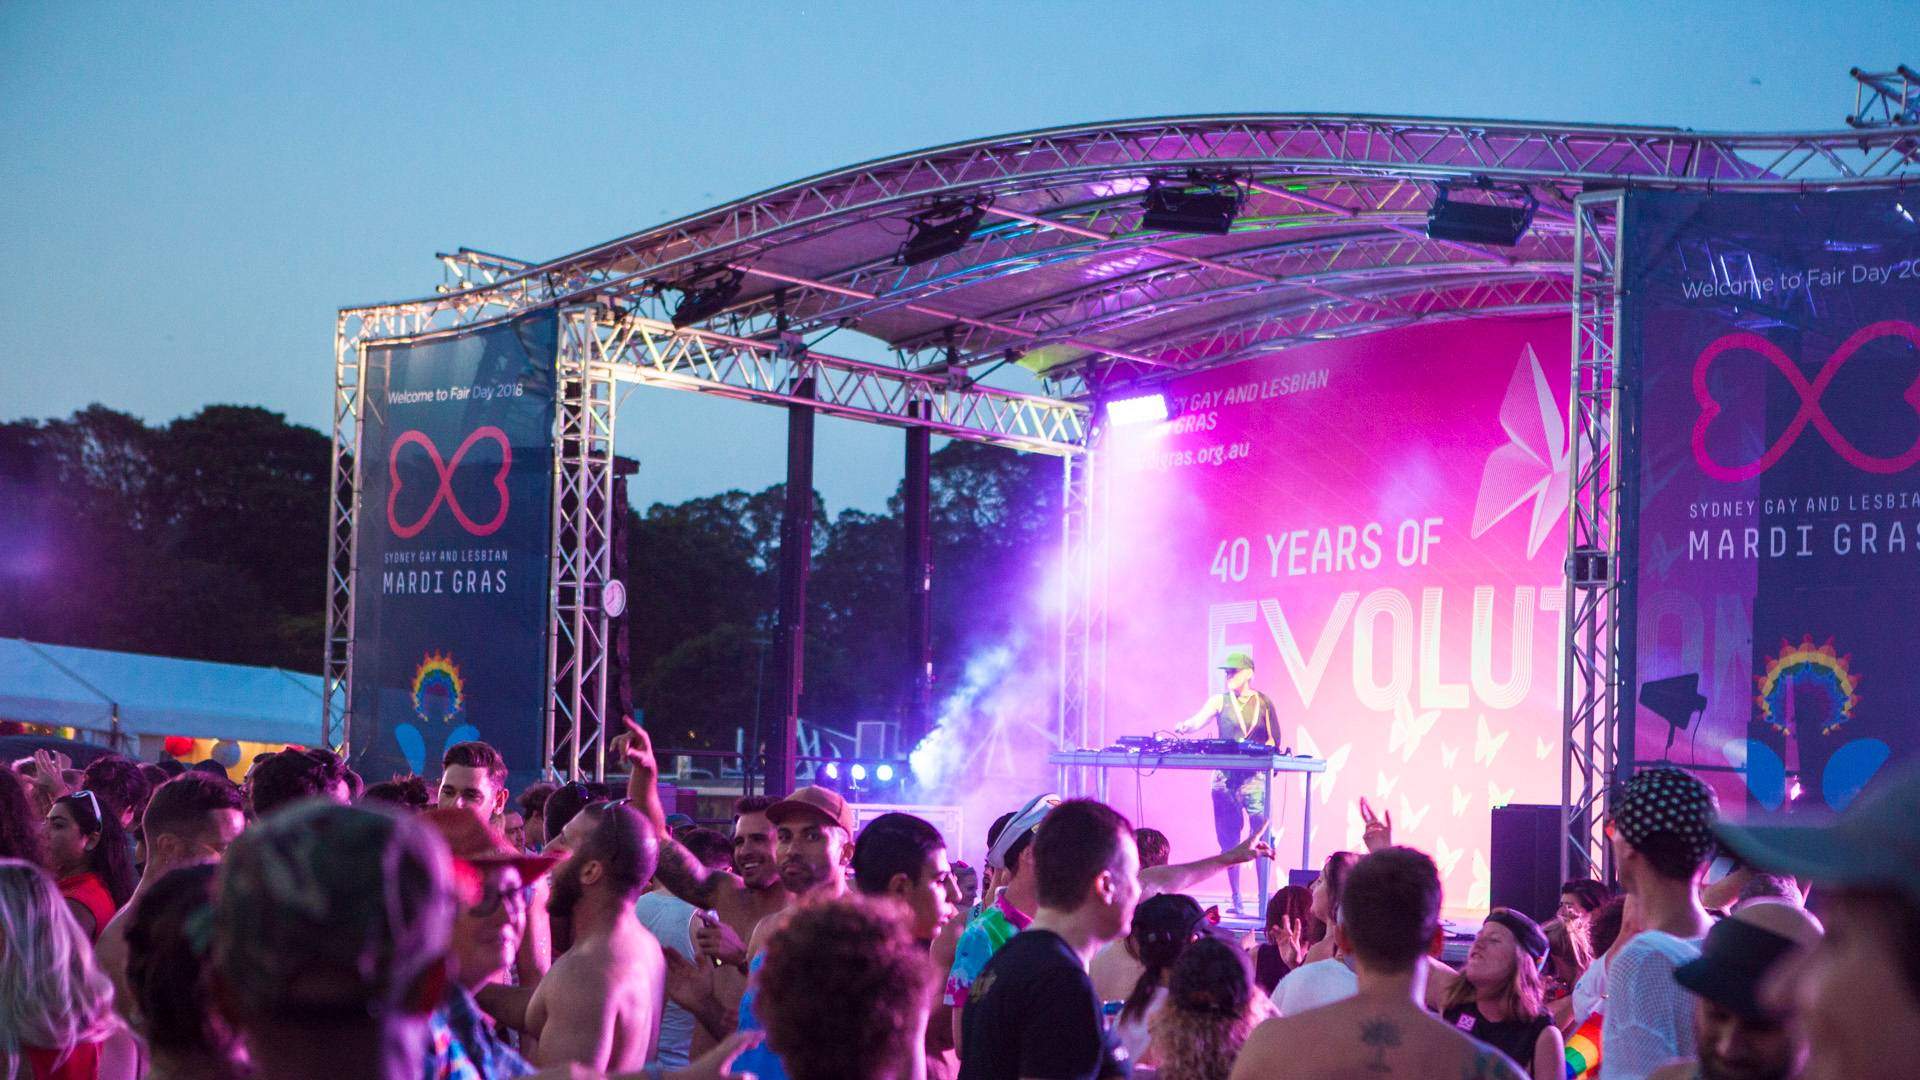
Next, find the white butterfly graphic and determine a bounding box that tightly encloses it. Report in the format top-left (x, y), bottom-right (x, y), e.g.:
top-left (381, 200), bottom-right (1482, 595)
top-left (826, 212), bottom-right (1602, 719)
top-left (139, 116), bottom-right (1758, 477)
top-left (1469, 342), bottom-right (1570, 559)
top-left (1376, 771), bottom-right (1401, 798)
top-left (1295, 726), bottom-right (1351, 805)
top-left (1451, 785), bottom-right (1472, 816)
top-left (1434, 835), bottom-right (1465, 879)
top-left (1535, 736), bottom-right (1555, 761)
top-left (1474, 715), bottom-right (1510, 767)
top-left (1389, 696), bottom-right (1441, 763)
top-left (1488, 780), bottom-right (1516, 809)
top-left (1397, 795), bottom-right (1431, 833)
top-left (1467, 851), bottom-right (1492, 909)
top-left (1440, 742), bottom-right (1460, 769)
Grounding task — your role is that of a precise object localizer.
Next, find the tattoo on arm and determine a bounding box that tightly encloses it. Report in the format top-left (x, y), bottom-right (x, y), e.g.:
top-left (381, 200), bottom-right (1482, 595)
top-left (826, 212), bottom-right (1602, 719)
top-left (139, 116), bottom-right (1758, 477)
top-left (654, 836), bottom-right (727, 907)
top-left (1463, 1048), bottom-right (1521, 1080)
top-left (1360, 1016), bottom-right (1401, 1073)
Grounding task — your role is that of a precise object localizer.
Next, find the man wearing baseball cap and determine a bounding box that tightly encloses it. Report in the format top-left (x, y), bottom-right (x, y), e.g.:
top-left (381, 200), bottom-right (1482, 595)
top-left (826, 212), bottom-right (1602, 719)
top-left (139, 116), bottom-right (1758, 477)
top-left (1173, 650), bottom-right (1280, 913)
top-left (1711, 763), bottom-right (1920, 1080)
top-left (419, 806), bottom-right (560, 1079)
top-left (728, 784), bottom-right (859, 1080)
top-left (1647, 901), bottom-right (1823, 1080)
top-left (947, 793), bottom-right (1059, 1051)
top-left (1600, 766), bottom-right (1719, 1080)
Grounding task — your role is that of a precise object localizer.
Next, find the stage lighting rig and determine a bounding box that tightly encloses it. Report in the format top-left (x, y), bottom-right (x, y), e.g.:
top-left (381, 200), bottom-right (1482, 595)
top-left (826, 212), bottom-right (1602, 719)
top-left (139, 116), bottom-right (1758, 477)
top-left (1105, 391), bottom-right (1168, 426)
top-left (1141, 172), bottom-right (1244, 235)
top-left (670, 268), bottom-right (746, 328)
top-left (898, 200), bottom-right (990, 267)
top-left (1639, 673), bottom-right (1707, 759)
top-left (1426, 181), bottom-right (1538, 247)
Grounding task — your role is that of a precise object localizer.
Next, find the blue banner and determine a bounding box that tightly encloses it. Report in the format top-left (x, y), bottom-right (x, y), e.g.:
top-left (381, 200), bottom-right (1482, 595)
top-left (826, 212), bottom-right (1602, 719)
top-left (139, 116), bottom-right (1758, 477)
top-left (1627, 189), bottom-right (1920, 817)
top-left (349, 311), bottom-right (557, 787)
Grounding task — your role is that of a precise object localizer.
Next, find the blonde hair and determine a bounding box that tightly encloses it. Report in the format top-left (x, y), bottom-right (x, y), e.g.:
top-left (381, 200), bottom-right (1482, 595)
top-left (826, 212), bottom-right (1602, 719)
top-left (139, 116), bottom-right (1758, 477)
top-left (0, 859), bottom-right (119, 1077)
top-left (1443, 913), bottom-right (1548, 1021)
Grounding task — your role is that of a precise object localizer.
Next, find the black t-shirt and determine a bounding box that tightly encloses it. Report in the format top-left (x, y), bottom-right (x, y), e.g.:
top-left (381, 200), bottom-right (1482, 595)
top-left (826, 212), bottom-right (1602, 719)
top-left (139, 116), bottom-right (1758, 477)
top-left (1443, 1001), bottom-right (1551, 1074)
top-left (958, 929), bottom-right (1130, 1080)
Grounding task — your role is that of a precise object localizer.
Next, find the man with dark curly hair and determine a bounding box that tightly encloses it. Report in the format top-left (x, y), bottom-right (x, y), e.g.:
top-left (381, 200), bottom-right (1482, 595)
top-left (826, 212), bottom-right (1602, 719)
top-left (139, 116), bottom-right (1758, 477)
top-left (757, 897), bottom-right (934, 1080)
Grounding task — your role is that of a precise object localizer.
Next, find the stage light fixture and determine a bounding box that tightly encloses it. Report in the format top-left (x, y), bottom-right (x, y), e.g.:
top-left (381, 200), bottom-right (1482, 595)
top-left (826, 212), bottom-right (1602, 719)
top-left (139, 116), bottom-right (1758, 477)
top-left (1106, 392), bottom-right (1168, 426)
top-left (875, 763), bottom-right (895, 783)
top-left (1141, 174), bottom-right (1243, 235)
top-left (897, 200), bottom-right (990, 267)
top-left (823, 761), bottom-right (840, 781)
top-left (1426, 183), bottom-right (1537, 247)
top-left (670, 268), bottom-right (746, 328)
top-left (1639, 673), bottom-right (1707, 757)
top-left (850, 763), bottom-right (869, 782)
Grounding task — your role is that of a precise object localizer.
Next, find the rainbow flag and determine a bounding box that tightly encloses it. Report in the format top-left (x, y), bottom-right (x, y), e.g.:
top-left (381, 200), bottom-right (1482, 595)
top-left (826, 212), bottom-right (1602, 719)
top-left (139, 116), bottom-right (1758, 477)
top-left (1564, 1010), bottom-right (1603, 1079)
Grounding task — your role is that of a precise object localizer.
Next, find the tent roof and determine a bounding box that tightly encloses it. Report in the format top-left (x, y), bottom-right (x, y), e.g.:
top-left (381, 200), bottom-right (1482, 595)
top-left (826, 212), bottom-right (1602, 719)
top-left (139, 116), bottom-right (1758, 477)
top-left (0, 639), bottom-right (330, 747)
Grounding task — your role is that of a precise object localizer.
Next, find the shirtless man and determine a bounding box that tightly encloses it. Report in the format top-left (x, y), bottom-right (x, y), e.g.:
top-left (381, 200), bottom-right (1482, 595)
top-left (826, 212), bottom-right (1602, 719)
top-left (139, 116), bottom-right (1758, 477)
top-left (526, 803), bottom-right (666, 1073)
top-left (1231, 847), bottom-right (1525, 1080)
top-left (622, 719), bottom-right (791, 951)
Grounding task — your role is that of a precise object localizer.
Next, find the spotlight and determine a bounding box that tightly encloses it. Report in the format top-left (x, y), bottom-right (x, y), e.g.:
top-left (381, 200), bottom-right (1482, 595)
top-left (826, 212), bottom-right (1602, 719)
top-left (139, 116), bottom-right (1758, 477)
top-left (1426, 183), bottom-right (1537, 247)
top-left (1639, 673), bottom-right (1707, 758)
top-left (875, 763), bottom-right (895, 783)
top-left (823, 761), bottom-right (840, 781)
top-left (670, 268), bottom-right (745, 328)
top-left (898, 200), bottom-right (990, 267)
top-left (850, 763), bottom-right (869, 782)
top-left (1106, 392), bottom-right (1168, 426)
top-left (1141, 173), bottom-right (1243, 236)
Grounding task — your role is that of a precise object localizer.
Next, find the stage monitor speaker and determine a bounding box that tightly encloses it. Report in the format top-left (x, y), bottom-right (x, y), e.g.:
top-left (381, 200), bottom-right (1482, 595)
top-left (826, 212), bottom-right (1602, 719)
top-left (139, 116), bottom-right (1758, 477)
top-left (1490, 804), bottom-right (1564, 923)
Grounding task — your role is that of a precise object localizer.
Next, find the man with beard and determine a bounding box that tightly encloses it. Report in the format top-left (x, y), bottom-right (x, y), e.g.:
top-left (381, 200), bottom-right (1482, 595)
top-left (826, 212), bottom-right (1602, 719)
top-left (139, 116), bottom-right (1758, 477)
top-left (523, 802), bottom-right (666, 1073)
top-left (622, 720), bottom-right (792, 949)
top-left (722, 783), bottom-right (859, 1080)
top-left (1648, 902), bottom-right (1823, 1080)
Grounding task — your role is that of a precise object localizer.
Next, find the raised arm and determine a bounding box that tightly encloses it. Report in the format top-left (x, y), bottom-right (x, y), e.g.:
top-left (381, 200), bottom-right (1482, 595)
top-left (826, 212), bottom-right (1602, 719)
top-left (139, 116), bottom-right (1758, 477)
top-left (1140, 831), bottom-right (1273, 897)
top-left (622, 718), bottom-right (740, 909)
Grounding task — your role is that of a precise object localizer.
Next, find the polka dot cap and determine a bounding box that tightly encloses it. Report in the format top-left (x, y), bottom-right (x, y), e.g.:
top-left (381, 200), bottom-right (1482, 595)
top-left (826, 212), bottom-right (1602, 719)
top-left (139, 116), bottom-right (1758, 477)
top-left (1610, 766), bottom-right (1718, 865)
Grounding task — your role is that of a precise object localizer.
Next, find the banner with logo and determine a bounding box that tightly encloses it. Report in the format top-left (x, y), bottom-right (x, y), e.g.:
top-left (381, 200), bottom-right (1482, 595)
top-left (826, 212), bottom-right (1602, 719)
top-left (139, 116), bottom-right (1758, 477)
top-left (349, 311), bottom-right (557, 786)
top-left (1626, 189), bottom-right (1920, 817)
top-left (1100, 316), bottom-right (1569, 913)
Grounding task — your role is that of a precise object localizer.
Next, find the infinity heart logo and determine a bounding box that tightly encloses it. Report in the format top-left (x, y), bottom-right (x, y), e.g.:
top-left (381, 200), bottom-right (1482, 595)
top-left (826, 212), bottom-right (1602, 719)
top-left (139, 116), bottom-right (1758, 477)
top-left (386, 427), bottom-right (512, 538)
top-left (1692, 320), bottom-right (1920, 482)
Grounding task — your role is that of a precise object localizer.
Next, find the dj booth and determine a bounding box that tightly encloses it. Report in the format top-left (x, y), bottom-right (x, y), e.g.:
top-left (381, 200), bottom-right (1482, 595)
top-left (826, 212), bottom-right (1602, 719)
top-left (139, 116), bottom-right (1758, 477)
top-left (1049, 737), bottom-right (1327, 873)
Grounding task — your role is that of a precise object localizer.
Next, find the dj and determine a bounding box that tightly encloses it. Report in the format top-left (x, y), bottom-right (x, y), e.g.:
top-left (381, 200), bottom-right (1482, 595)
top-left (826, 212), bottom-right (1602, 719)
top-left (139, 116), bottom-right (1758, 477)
top-left (1172, 650), bottom-right (1279, 913)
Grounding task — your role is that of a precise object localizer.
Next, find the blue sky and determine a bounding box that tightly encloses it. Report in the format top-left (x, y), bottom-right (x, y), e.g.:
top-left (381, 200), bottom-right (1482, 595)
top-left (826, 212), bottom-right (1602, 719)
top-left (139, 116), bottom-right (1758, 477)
top-left (2, 1), bottom-right (1910, 512)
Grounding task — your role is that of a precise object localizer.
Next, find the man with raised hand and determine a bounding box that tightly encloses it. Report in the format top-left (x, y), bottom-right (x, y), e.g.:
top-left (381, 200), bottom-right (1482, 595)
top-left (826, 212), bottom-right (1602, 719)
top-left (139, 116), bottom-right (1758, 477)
top-left (622, 719), bottom-right (792, 950)
top-left (1230, 847), bottom-right (1524, 1080)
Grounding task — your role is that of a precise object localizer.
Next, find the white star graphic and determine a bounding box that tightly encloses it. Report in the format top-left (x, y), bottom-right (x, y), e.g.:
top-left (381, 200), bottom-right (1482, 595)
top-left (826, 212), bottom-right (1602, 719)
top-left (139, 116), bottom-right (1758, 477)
top-left (1470, 343), bottom-right (1569, 558)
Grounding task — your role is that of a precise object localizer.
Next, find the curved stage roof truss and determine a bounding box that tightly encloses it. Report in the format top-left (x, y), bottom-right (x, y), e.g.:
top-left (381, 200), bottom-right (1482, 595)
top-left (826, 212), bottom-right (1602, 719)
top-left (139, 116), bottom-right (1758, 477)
top-left (353, 115), bottom-right (1919, 444)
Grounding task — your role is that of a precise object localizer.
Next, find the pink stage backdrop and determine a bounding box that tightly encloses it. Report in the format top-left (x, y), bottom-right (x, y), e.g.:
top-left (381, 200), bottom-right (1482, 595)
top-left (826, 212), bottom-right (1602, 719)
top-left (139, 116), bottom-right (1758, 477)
top-left (1099, 316), bottom-right (1570, 913)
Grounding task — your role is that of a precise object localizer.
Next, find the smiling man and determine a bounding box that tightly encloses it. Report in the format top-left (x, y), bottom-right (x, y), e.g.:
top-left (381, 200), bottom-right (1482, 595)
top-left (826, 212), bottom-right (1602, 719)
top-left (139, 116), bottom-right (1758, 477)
top-left (439, 741), bottom-right (511, 823)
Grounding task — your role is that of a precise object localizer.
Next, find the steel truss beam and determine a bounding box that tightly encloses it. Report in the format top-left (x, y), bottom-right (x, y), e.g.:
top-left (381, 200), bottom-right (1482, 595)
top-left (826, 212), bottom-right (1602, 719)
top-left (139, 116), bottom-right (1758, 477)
top-left (323, 313), bottom-right (362, 750)
top-left (1562, 191), bottom-right (1628, 885)
top-left (547, 308), bottom-right (619, 782)
top-left (1057, 438), bottom-right (1108, 798)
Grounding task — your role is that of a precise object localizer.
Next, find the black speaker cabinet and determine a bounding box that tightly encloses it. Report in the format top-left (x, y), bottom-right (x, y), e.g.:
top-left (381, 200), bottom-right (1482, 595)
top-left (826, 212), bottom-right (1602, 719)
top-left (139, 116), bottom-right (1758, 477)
top-left (1490, 803), bottom-right (1564, 922)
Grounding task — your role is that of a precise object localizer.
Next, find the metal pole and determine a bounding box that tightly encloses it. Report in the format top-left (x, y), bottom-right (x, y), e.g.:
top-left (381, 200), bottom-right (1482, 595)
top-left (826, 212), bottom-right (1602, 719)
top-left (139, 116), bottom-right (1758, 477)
top-left (904, 398), bottom-right (934, 754)
top-left (770, 374), bottom-right (816, 798)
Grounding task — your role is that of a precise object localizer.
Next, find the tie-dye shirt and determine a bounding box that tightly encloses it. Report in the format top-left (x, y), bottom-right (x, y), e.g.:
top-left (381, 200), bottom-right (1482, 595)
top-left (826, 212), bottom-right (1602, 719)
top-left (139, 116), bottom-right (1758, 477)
top-left (944, 890), bottom-right (1031, 1007)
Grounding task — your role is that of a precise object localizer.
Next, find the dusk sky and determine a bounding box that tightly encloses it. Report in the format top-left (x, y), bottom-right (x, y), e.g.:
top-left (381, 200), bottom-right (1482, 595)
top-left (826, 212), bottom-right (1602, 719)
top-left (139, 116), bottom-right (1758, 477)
top-left (2, 2), bottom-right (1909, 513)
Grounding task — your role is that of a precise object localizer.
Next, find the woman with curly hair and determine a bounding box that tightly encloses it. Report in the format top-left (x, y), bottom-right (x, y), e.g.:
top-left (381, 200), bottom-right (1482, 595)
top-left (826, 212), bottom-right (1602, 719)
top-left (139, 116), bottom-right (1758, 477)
top-left (0, 858), bottom-right (121, 1079)
top-left (1149, 935), bottom-right (1269, 1080)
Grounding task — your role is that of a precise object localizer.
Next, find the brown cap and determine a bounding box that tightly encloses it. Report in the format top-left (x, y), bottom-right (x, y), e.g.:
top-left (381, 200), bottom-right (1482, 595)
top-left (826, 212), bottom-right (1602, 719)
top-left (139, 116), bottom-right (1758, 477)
top-left (420, 806), bottom-right (561, 882)
top-left (766, 785), bottom-right (856, 834)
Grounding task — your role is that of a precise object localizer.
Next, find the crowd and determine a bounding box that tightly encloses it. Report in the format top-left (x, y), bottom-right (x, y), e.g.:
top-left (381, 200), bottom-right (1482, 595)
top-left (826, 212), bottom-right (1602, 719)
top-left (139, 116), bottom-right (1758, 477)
top-left (0, 727), bottom-right (1915, 1080)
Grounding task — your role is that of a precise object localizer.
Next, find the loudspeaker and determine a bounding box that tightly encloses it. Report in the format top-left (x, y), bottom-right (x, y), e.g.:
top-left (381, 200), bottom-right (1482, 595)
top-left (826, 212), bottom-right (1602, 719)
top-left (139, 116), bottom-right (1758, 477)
top-left (1490, 804), bottom-right (1564, 922)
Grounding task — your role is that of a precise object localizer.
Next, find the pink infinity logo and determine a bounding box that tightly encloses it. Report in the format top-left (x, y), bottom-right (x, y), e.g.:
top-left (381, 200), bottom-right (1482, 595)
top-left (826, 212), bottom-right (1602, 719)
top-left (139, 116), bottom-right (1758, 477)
top-left (1692, 320), bottom-right (1920, 482)
top-left (386, 427), bottom-right (512, 539)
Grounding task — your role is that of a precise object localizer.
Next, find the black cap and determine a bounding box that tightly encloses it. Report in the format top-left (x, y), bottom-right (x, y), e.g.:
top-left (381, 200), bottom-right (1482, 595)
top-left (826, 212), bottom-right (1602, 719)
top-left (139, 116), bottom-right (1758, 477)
top-left (1673, 916), bottom-right (1801, 1022)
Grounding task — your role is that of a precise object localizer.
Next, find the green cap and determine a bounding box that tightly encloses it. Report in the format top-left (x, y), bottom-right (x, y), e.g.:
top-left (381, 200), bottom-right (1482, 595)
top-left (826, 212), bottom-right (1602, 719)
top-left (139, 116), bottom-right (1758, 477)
top-left (1715, 763), bottom-right (1920, 907)
top-left (1219, 651), bottom-right (1255, 672)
